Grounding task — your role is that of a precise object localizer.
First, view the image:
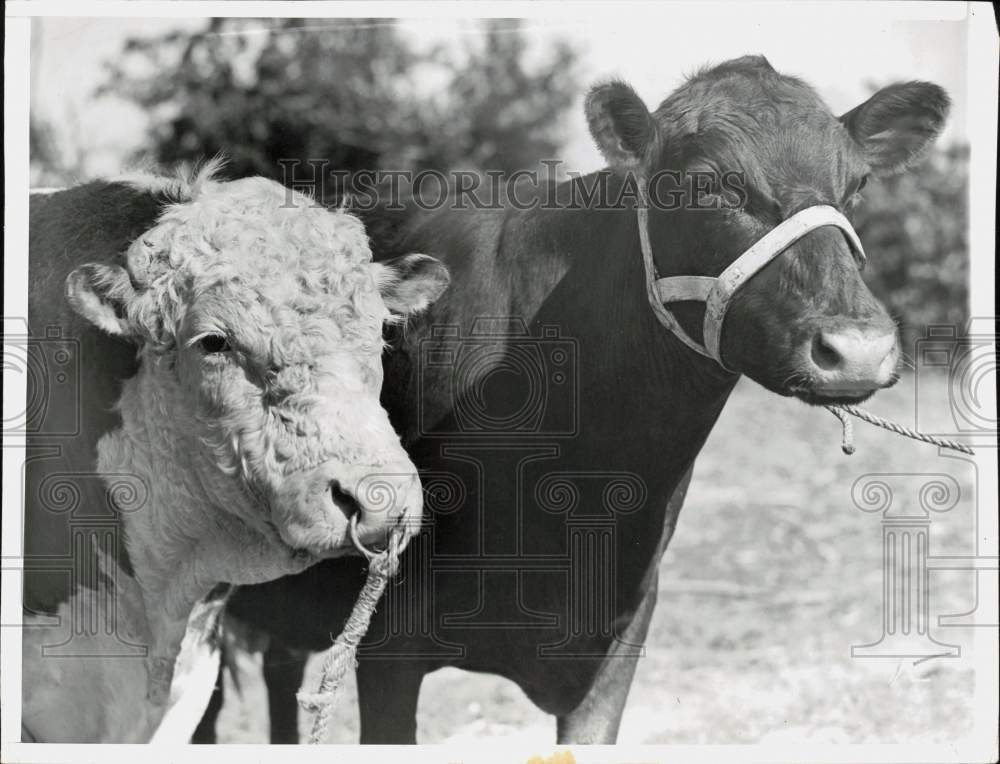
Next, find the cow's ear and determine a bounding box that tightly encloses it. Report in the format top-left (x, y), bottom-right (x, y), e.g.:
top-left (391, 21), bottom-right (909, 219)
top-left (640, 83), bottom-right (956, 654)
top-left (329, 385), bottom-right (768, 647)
top-left (586, 80), bottom-right (659, 172)
top-left (840, 82), bottom-right (950, 175)
top-left (65, 263), bottom-right (137, 337)
top-left (374, 254), bottom-right (450, 316)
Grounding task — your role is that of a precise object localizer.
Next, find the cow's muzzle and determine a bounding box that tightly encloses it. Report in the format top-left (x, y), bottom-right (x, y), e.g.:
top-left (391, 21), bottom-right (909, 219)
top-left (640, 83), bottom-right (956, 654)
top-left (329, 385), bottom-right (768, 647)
top-left (790, 323), bottom-right (900, 404)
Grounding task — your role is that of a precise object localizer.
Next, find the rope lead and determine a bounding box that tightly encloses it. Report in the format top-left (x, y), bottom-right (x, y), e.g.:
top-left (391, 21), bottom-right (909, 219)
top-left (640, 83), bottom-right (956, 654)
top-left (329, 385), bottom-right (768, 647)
top-left (826, 404), bottom-right (975, 456)
top-left (297, 528), bottom-right (402, 744)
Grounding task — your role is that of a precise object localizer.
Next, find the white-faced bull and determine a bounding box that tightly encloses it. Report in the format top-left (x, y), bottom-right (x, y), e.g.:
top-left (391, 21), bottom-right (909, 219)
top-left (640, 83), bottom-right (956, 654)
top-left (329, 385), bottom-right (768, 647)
top-left (20, 166), bottom-right (448, 742)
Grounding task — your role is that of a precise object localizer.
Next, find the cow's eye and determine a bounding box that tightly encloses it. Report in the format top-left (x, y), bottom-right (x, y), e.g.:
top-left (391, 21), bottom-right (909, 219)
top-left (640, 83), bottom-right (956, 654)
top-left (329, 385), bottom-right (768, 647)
top-left (198, 334), bottom-right (231, 354)
top-left (847, 175), bottom-right (869, 206)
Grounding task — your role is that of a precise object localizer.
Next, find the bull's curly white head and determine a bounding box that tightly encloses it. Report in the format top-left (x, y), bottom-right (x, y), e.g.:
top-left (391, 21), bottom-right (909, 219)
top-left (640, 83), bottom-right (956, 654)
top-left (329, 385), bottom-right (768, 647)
top-left (66, 171), bottom-right (449, 563)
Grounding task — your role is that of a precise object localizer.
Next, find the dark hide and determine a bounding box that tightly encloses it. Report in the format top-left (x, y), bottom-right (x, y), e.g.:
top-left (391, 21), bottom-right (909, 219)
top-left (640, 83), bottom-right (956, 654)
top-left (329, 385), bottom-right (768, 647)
top-left (23, 182), bottom-right (166, 615)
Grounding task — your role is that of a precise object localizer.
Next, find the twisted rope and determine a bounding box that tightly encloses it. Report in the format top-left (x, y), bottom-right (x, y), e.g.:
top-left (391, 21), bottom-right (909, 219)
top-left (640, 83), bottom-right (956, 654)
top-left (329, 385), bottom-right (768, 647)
top-left (296, 532), bottom-right (401, 744)
top-left (826, 404), bottom-right (975, 456)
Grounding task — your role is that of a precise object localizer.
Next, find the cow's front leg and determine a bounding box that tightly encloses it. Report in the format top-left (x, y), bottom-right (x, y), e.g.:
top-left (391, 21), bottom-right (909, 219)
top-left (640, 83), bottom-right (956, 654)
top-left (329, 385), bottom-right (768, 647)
top-left (555, 574), bottom-right (659, 744)
top-left (357, 659), bottom-right (426, 743)
top-left (262, 640), bottom-right (309, 744)
top-left (556, 465), bottom-right (692, 744)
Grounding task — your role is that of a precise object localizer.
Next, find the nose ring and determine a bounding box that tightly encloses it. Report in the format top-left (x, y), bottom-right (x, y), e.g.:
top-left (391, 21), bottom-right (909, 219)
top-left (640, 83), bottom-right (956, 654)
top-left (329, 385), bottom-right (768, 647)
top-left (349, 513), bottom-right (407, 562)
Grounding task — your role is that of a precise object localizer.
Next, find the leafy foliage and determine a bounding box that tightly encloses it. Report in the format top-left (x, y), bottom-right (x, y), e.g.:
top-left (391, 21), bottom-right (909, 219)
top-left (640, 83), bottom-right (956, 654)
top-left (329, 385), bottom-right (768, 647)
top-left (100, 18), bottom-right (579, 179)
top-left (852, 143), bottom-right (969, 346)
top-left (30, 113), bottom-right (87, 187)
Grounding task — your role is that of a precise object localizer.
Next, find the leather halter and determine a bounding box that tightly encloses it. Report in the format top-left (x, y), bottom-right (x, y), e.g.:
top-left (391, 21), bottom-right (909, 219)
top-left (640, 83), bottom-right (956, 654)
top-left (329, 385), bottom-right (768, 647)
top-left (637, 196), bottom-right (866, 372)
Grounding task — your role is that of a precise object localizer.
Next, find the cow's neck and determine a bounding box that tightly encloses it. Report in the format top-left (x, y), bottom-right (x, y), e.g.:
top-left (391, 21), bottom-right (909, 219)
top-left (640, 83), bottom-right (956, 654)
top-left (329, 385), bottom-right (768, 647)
top-left (519, 172), bottom-right (739, 442)
top-left (512, 175), bottom-right (741, 568)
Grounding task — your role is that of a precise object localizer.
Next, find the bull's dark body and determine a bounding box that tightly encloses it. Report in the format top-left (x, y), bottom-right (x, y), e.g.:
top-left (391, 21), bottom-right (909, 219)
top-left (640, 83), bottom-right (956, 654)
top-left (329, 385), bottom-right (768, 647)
top-left (24, 183), bottom-right (161, 614)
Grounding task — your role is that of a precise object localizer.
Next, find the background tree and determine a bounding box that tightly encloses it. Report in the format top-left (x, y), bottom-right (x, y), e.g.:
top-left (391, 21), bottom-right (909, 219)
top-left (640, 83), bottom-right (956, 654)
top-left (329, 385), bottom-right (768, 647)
top-left (100, 18), bottom-right (579, 180)
top-left (852, 137), bottom-right (969, 348)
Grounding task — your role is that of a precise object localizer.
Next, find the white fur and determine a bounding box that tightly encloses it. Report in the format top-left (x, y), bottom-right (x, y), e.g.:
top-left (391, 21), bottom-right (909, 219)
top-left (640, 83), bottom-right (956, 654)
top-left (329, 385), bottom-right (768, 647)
top-left (24, 172), bottom-right (426, 742)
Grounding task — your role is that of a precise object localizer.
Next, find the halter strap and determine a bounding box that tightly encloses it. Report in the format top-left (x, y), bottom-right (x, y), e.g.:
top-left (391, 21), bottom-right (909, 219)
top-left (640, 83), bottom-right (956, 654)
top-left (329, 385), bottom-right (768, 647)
top-left (638, 197), bottom-right (866, 371)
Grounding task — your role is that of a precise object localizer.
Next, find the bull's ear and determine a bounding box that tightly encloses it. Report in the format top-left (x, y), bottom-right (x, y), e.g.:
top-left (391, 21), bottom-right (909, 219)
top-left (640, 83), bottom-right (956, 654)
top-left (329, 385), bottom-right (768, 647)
top-left (375, 254), bottom-right (450, 316)
top-left (585, 80), bottom-right (659, 172)
top-left (65, 263), bottom-right (137, 337)
top-left (840, 82), bottom-right (950, 175)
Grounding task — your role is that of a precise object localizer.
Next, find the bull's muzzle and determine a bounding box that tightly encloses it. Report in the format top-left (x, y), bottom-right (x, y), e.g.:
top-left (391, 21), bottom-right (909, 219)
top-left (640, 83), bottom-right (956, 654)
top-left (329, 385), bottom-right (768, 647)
top-left (274, 462), bottom-right (423, 557)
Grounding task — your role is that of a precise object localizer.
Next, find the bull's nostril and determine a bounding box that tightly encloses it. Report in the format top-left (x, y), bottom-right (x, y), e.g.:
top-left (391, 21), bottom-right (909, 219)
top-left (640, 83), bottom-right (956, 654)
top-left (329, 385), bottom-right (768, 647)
top-left (811, 333), bottom-right (843, 371)
top-left (329, 480), bottom-right (362, 521)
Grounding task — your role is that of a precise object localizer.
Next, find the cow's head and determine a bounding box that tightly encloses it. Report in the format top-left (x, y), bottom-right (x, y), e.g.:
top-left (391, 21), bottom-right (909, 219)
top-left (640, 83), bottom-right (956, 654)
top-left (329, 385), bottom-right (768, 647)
top-left (586, 55), bottom-right (949, 403)
top-left (66, 175), bottom-right (449, 558)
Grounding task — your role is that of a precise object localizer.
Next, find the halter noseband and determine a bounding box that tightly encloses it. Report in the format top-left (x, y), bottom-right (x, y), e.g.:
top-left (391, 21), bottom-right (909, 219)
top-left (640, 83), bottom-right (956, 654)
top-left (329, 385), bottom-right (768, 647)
top-left (637, 197), bottom-right (866, 372)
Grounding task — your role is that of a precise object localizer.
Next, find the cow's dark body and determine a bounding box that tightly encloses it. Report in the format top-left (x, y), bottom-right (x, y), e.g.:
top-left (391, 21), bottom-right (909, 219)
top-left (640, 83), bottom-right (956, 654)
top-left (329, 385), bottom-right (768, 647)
top-left (221, 54), bottom-right (949, 742)
top-left (24, 183), bottom-right (163, 614)
top-left (224, 174), bottom-right (738, 740)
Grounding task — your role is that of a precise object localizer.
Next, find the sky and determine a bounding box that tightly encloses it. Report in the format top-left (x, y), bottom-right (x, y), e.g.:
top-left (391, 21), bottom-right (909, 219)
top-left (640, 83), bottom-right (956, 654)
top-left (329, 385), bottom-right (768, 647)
top-left (31, 7), bottom-right (971, 179)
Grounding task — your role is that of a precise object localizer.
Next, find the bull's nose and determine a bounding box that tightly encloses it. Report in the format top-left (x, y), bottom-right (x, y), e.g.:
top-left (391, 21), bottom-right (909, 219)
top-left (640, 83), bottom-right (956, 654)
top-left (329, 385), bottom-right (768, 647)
top-left (329, 480), bottom-right (363, 521)
top-left (274, 463), bottom-right (423, 557)
top-left (344, 470), bottom-right (423, 550)
top-left (807, 327), bottom-right (898, 392)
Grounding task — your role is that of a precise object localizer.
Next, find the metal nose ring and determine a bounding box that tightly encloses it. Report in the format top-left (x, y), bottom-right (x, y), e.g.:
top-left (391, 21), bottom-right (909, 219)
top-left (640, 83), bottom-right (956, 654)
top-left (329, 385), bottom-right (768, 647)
top-left (349, 513), bottom-right (405, 562)
top-left (348, 513), bottom-right (381, 560)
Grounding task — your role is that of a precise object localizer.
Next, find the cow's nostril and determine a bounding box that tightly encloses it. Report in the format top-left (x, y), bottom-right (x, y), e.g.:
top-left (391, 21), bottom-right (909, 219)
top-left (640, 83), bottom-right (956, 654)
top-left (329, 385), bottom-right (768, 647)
top-left (811, 333), bottom-right (844, 371)
top-left (329, 480), bottom-right (362, 521)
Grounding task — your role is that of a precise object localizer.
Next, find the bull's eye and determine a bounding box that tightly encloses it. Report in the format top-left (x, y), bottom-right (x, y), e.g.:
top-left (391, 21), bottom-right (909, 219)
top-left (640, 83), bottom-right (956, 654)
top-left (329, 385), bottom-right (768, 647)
top-left (198, 334), bottom-right (231, 354)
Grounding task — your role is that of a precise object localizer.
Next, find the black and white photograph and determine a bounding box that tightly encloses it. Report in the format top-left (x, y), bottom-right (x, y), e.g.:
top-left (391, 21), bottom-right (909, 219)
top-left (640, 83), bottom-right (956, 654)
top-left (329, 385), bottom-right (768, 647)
top-left (2, 2), bottom-right (997, 762)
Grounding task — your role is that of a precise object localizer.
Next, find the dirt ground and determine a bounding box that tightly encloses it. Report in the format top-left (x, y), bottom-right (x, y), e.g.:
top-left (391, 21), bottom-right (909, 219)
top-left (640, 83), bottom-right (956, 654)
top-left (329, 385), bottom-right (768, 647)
top-left (215, 368), bottom-right (982, 745)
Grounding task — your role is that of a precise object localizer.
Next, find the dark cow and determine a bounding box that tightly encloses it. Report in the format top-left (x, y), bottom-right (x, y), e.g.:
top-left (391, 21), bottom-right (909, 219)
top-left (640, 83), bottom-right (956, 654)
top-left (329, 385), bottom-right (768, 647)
top-left (208, 56), bottom-right (949, 743)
